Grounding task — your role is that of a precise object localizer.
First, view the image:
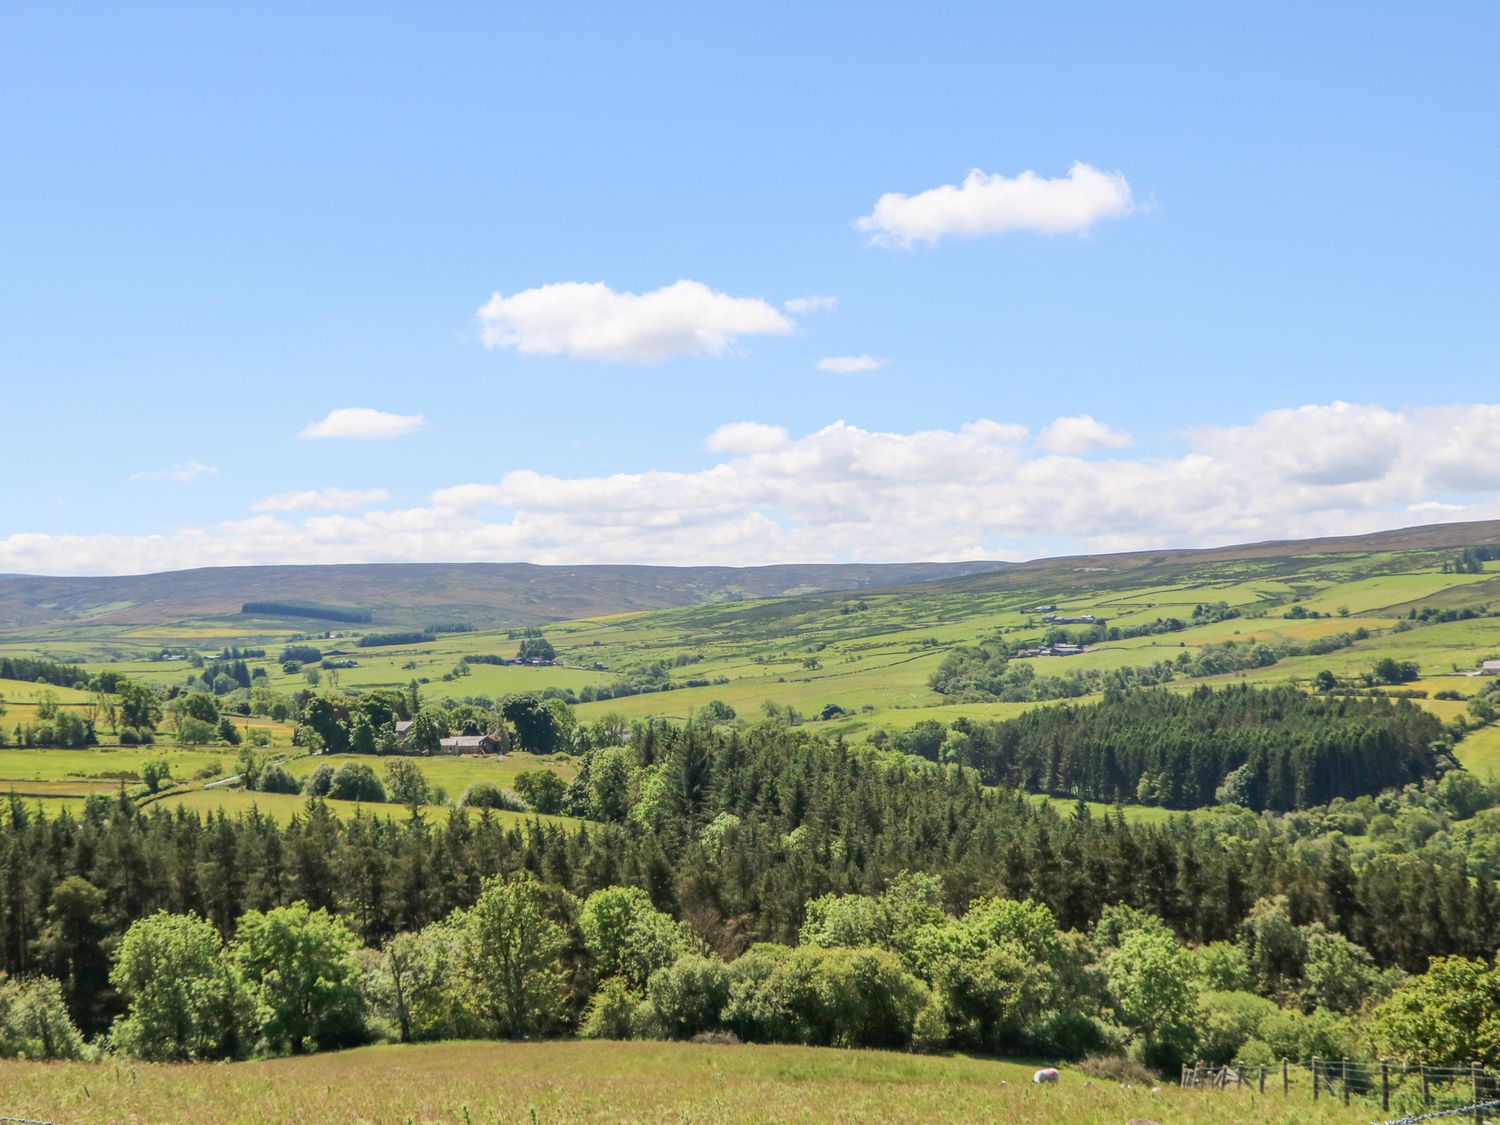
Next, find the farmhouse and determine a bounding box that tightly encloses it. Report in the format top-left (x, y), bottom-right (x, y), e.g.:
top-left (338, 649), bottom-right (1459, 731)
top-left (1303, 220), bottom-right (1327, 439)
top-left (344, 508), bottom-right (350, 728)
top-left (1042, 613), bottom-right (1097, 625)
top-left (1017, 643), bottom-right (1087, 658)
top-left (1481, 660), bottom-right (1500, 676)
top-left (437, 735), bottom-right (505, 756)
top-left (394, 720), bottom-right (413, 743)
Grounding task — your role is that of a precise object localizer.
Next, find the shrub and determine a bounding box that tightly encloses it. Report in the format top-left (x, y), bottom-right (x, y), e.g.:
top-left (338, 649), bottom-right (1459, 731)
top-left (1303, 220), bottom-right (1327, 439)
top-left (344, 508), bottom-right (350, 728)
top-left (648, 955), bottom-right (730, 1039)
top-left (258, 765), bottom-right (302, 795)
top-left (579, 977), bottom-right (640, 1040)
top-left (688, 1029), bottom-right (740, 1046)
top-left (304, 763), bottom-right (335, 798)
top-left (0, 974), bottom-right (88, 1060)
top-left (140, 759), bottom-right (172, 794)
top-left (1077, 1053), bottom-right (1158, 1085)
top-left (1195, 990), bottom-right (1279, 1064)
top-left (329, 763), bottom-right (386, 803)
top-left (460, 782), bottom-right (526, 812)
top-left (177, 717), bottom-right (217, 747)
top-left (513, 770), bottom-right (568, 814)
top-left (724, 945), bottom-right (925, 1049)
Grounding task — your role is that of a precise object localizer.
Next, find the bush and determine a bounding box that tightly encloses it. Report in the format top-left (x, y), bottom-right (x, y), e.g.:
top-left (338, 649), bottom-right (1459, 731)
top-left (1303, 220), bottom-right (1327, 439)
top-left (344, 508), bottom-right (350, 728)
top-left (648, 955), bottom-right (730, 1039)
top-left (328, 763), bottom-right (386, 803)
top-left (1077, 1053), bottom-right (1158, 1085)
top-left (579, 977), bottom-right (641, 1040)
top-left (724, 945), bottom-right (925, 1049)
top-left (0, 974), bottom-right (88, 1060)
top-left (688, 1029), bottom-right (740, 1046)
top-left (177, 717), bottom-right (217, 747)
top-left (1195, 990), bottom-right (1279, 1064)
top-left (460, 782), bottom-right (526, 812)
top-left (141, 759), bottom-right (172, 794)
top-left (258, 765), bottom-right (302, 795)
top-left (513, 770), bottom-right (568, 814)
top-left (305, 763), bottom-right (334, 798)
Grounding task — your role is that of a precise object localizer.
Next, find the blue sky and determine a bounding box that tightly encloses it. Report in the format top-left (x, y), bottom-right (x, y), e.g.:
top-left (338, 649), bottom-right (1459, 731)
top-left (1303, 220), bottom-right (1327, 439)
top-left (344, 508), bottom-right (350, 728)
top-left (2, 2), bottom-right (1497, 573)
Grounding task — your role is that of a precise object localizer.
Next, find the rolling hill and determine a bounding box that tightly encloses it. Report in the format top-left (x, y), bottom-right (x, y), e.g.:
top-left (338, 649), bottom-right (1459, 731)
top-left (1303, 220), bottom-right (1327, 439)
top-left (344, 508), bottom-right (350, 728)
top-left (0, 559), bottom-right (1010, 633)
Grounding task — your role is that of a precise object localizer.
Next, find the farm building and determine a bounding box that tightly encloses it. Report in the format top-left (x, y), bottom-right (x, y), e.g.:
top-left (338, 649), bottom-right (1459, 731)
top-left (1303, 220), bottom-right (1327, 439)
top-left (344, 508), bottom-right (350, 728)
top-left (437, 735), bottom-right (505, 756)
top-left (1481, 660), bottom-right (1500, 676)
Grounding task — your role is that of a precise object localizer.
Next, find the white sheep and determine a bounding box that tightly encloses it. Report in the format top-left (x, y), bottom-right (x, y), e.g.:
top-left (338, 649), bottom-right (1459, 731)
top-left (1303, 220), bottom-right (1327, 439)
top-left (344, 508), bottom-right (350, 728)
top-left (1033, 1067), bottom-right (1060, 1085)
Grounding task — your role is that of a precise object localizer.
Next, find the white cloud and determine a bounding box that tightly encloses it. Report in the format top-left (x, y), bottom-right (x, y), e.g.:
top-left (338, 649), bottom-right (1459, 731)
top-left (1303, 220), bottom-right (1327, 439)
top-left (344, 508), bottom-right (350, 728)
top-left (1037, 414), bottom-right (1134, 454)
top-left (785, 295), bottom-right (837, 314)
top-left (705, 422), bottom-right (790, 455)
top-left (1408, 500), bottom-right (1466, 513)
top-left (817, 355), bottom-right (887, 375)
top-left (476, 279), bottom-right (794, 364)
top-left (299, 408), bottom-right (426, 440)
top-left (251, 487), bottom-right (391, 513)
top-left (12, 402), bottom-right (1500, 575)
top-left (129, 460), bottom-right (217, 483)
top-left (856, 162), bottom-right (1134, 248)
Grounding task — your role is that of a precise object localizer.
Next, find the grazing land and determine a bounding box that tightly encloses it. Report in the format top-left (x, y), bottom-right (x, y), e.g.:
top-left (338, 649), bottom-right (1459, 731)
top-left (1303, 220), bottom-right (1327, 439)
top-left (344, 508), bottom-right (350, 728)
top-left (0, 1039), bottom-right (1369, 1124)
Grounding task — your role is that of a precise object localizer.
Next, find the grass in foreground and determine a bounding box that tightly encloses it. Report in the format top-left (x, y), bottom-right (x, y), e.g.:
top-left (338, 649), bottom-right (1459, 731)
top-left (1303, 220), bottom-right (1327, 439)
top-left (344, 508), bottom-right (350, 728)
top-left (0, 1039), bottom-right (1375, 1124)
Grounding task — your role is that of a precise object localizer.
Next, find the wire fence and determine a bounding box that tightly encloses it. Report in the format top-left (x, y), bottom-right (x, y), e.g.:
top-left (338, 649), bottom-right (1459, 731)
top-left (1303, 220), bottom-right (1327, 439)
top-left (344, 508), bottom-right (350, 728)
top-left (1181, 1057), bottom-right (1500, 1122)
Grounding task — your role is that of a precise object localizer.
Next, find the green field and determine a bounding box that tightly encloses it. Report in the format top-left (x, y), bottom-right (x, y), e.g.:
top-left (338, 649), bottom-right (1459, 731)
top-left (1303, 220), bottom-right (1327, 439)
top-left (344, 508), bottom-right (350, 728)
top-left (280, 749), bottom-right (576, 792)
top-left (1457, 724), bottom-right (1500, 777)
top-left (0, 1039), bottom-right (1376, 1124)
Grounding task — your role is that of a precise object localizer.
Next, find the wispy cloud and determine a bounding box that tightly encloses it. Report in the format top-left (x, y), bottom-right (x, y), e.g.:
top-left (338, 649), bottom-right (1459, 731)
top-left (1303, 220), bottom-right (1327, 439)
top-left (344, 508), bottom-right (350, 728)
top-left (299, 408), bottom-right (426, 440)
top-left (856, 162), bottom-right (1133, 247)
top-left (476, 279), bottom-right (793, 364)
top-left (251, 487), bottom-right (391, 513)
top-left (129, 460), bottom-right (217, 483)
top-left (817, 355), bottom-right (887, 374)
top-left (784, 295), bottom-right (837, 314)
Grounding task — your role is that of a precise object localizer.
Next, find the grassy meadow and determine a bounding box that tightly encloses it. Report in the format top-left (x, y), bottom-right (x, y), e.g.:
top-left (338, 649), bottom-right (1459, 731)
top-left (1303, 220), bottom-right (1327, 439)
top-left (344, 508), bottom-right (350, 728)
top-left (0, 1039), bottom-right (1380, 1124)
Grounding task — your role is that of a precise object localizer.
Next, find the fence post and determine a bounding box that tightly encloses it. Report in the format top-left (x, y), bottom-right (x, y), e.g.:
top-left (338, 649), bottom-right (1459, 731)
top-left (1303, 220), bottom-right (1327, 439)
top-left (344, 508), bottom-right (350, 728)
top-left (1313, 1057), bottom-right (1320, 1101)
top-left (1344, 1058), bottom-right (1351, 1105)
top-left (1473, 1062), bottom-right (1482, 1125)
top-left (1381, 1058), bottom-right (1389, 1112)
top-left (1421, 1063), bottom-right (1429, 1106)
top-left (1180, 1063), bottom-right (1186, 1088)
top-left (1283, 1058), bottom-right (1288, 1096)
top-left (1259, 1064), bottom-right (1266, 1095)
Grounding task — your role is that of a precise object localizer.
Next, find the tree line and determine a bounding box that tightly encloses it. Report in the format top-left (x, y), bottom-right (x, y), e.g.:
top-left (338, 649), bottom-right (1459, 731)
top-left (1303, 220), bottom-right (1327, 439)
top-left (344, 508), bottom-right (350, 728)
top-left (929, 631), bottom-right (1368, 702)
top-left (0, 850), bottom-right (1493, 1075)
top-left (889, 685), bottom-right (1444, 811)
top-left (0, 718), bottom-right (1495, 1047)
top-left (241, 601), bottom-right (373, 623)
